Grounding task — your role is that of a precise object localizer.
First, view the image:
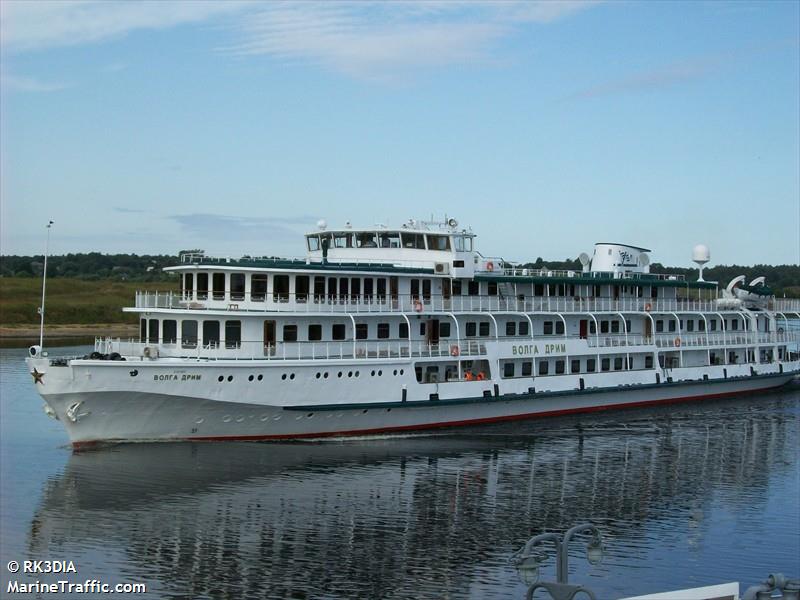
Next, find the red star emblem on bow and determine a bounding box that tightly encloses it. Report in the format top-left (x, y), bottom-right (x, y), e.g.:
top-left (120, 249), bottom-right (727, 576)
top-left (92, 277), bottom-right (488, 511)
top-left (31, 368), bottom-right (45, 385)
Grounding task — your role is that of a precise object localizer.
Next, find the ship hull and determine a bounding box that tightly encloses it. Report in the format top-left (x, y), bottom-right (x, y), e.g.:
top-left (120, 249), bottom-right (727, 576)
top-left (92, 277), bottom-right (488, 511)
top-left (29, 365), bottom-right (798, 447)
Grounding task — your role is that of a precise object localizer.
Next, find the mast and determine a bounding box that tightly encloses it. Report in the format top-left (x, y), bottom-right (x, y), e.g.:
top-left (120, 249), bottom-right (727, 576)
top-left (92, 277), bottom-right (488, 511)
top-left (38, 220), bottom-right (53, 349)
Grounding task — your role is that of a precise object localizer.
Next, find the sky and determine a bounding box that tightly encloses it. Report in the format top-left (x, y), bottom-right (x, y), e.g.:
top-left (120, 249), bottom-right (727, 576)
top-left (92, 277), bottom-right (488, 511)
top-left (1, 0), bottom-right (798, 267)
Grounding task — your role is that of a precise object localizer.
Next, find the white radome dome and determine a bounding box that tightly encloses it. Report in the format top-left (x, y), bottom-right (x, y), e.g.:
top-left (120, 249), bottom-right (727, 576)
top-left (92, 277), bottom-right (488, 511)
top-left (692, 244), bottom-right (710, 264)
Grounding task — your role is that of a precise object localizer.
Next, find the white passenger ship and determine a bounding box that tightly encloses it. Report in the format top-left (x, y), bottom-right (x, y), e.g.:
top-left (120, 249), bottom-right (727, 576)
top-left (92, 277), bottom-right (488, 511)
top-left (26, 218), bottom-right (800, 447)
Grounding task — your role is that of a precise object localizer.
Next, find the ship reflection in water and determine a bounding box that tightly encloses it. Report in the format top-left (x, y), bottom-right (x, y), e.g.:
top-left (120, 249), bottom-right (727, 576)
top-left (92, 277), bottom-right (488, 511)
top-left (27, 390), bottom-right (800, 599)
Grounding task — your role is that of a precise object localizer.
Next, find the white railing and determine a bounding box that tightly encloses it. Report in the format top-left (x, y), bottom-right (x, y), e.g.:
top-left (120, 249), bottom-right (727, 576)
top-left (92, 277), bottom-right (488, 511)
top-left (586, 331), bottom-right (800, 349)
top-left (133, 292), bottom-right (787, 315)
top-left (94, 338), bottom-right (488, 362)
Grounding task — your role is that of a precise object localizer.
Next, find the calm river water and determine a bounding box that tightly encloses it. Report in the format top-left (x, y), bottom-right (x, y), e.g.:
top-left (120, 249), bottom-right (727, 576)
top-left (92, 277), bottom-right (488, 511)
top-left (1, 345), bottom-right (798, 599)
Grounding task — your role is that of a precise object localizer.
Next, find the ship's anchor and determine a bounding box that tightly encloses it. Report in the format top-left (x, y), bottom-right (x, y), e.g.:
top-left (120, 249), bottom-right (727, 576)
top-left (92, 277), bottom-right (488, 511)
top-left (66, 401), bottom-right (90, 423)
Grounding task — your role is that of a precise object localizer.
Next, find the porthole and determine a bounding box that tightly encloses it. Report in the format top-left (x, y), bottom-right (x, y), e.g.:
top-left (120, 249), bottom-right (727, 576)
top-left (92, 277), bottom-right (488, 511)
top-left (223, 415), bottom-right (232, 423)
top-left (386, 408), bottom-right (392, 413)
top-left (273, 415), bottom-right (282, 421)
top-left (324, 372), bottom-right (329, 379)
top-left (260, 415), bottom-right (269, 422)
top-left (393, 369), bottom-right (397, 376)
top-left (355, 371), bottom-right (360, 377)
top-left (248, 375), bottom-right (254, 381)
top-left (348, 371), bottom-right (353, 378)
top-left (371, 370), bottom-right (376, 377)
top-left (378, 370), bottom-right (383, 376)
top-left (195, 417), bottom-right (204, 424)
top-left (257, 374), bottom-right (263, 381)
top-left (290, 373), bottom-right (295, 380)
top-left (307, 412), bottom-right (314, 418)
top-left (227, 375), bottom-right (233, 382)
top-left (218, 375), bottom-right (224, 382)
top-left (235, 415), bottom-right (244, 423)
top-left (316, 372), bottom-right (321, 379)
top-left (281, 374), bottom-right (287, 380)
top-left (338, 371), bottom-right (343, 378)
top-left (400, 369), bottom-right (404, 375)
top-left (362, 409), bottom-right (368, 414)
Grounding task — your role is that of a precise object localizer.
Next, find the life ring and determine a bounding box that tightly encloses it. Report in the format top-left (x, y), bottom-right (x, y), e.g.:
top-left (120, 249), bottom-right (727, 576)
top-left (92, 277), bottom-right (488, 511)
top-left (674, 337), bottom-right (681, 348)
top-left (644, 303), bottom-right (652, 312)
top-left (414, 300), bottom-right (423, 313)
top-left (450, 345), bottom-right (460, 357)
top-left (486, 261), bottom-right (494, 272)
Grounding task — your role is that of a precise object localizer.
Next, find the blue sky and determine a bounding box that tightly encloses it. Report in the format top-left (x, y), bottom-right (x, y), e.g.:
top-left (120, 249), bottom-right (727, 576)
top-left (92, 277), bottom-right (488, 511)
top-left (1, 0), bottom-right (798, 267)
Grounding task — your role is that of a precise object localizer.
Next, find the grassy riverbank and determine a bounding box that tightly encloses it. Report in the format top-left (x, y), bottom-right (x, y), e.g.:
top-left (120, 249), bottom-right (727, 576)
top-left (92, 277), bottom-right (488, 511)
top-left (0, 278), bottom-right (174, 343)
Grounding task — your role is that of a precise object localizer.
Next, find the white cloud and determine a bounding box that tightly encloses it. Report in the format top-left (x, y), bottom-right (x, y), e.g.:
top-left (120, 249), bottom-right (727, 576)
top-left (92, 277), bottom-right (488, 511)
top-left (0, 0), bottom-right (248, 53)
top-left (1, 73), bottom-right (68, 92)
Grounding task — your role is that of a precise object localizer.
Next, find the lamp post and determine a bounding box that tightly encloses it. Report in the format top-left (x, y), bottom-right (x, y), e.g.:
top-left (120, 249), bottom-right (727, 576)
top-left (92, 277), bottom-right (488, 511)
top-left (38, 220), bottom-right (54, 349)
top-left (511, 523), bottom-right (604, 600)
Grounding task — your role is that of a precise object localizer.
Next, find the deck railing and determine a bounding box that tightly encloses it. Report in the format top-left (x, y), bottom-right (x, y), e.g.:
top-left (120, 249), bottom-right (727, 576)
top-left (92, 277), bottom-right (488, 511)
top-left (132, 292), bottom-right (800, 315)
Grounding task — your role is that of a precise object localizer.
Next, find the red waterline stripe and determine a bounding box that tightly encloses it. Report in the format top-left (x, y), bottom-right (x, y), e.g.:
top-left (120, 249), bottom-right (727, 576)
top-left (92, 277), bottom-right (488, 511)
top-left (70, 382), bottom-right (786, 448)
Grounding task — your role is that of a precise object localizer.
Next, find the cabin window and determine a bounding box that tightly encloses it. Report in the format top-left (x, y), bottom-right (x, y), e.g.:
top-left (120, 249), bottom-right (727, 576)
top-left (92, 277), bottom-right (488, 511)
top-left (586, 359), bottom-right (596, 372)
top-left (148, 319), bottom-right (159, 344)
top-left (506, 322), bottom-right (516, 336)
top-left (163, 320), bottom-right (177, 344)
top-left (669, 321), bottom-right (677, 332)
top-left (422, 280), bottom-right (431, 302)
top-left (651, 286), bottom-right (658, 298)
top-left (555, 322), bottom-right (565, 335)
top-left (452, 280), bottom-right (462, 295)
top-left (225, 321), bottom-right (241, 348)
top-left (307, 235), bottom-right (320, 251)
top-left (731, 320), bottom-right (739, 331)
top-left (503, 363), bottom-right (515, 378)
top-left (626, 320), bottom-right (631, 333)
top-left (544, 322), bottom-right (554, 335)
top-left (453, 260), bottom-right (465, 268)
top-left (327, 277), bottom-right (337, 302)
top-left (251, 274), bottom-right (268, 302)
top-left (378, 232), bottom-right (401, 248)
top-left (555, 360), bottom-right (565, 375)
top-left (488, 282), bottom-right (498, 296)
top-left (710, 319), bottom-right (717, 331)
top-left (283, 325), bottom-right (297, 342)
top-left (339, 278), bottom-right (349, 299)
top-left (614, 357), bottom-right (623, 371)
top-left (230, 273), bottom-right (245, 301)
top-left (426, 235), bottom-right (450, 251)
top-left (538, 361), bottom-right (549, 376)
top-left (466, 322), bottom-right (477, 337)
top-left (401, 233), bottom-right (426, 249)
top-left (355, 323), bottom-right (368, 340)
top-left (600, 321), bottom-right (609, 334)
top-left (698, 320), bottom-right (705, 332)
top-left (197, 273), bottom-right (209, 300)
top-left (645, 355), bottom-right (653, 368)
top-left (519, 321), bottom-right (529, 336)
top-left (468, 281), bottom-right (480, 295)
top-left (410, 280), bottom-right (420, 300)
top-left (377, 323), bottom-right (390, 339)
top-left (140, 319), bottom-right (146, 342)
top-left (439, 322), bottom-right (451, 338)
top-left (356, 232), bottom-right (377, 248)
top-left (332, 324), bottom-right (346, 340)
top-left (601, 358), bottom-right (611, 372)
top-left (308, 324), bottom-right (322, 341)
top-left (687, 320), bottom-right (695, 332)
top-left (203, 321), bottom-right (220, 346)
top-left (183, 273), bottom-right (193, 297)
top-left (534, 284), bottom-right (544, 296)
top-left (522, 361), bottom-right (532, 376)
top-left (363, 278), bottom-right (373, 301)
top-left (273, 275), bottom-right (289, 302)
top-left (181, 320), bottom-right (198, 348)
top-left (479, 322), bottom-right (490, 337)
top-left (313, 276), bottom-right (326, 302)
top-left (656, 320), bottom-right (664, 333)
top-left (399, 323), bottom-right (409, 339)
top-left (333, 232), bottom-right (353, 248)
top-left (611, 321), bottom-right (620, 334)
top-left (376, 278), bottom-right (387, 301)
top-left (589, 322), bottom-right (597, 334)
top-left (296, 276), bottom-right (309, 303)
top-left (350, 278), bottom-right (361, 300)
top-left (212, 273), bottom-right (225, 300)
top-left (571, 359), bottom-right (581, 374)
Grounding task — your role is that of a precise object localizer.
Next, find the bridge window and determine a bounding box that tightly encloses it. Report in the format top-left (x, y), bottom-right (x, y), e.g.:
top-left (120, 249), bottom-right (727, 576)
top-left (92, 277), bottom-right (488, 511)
top-left (454, 236), bottom-right (472, 252)
top-left (356, 232), bottom-right (377, 248)
top-left (426, 235), bottom-right (450, 251)
top-left (309, 324), bottom-right (322, 341)
top-left (307, 235), bottom-right (320, 251)
top-left (251, 274), bottom-right (268, 302)
top-left (333, 232), bottom-right (353, 248)
top-left (402, 233), bottom-right (426, 249)
top-left (225, 321), bottom-right (241, 348)
top-left (163, 320), bottom-right (177, 344)
top-left (378, 232), bottom-right (401, 248)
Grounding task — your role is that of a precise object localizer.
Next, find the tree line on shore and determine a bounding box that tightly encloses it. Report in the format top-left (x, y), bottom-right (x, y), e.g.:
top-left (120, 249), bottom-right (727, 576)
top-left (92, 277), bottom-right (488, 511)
top-left (1, 252), bottom-right (798, 297)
